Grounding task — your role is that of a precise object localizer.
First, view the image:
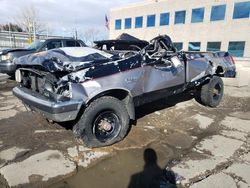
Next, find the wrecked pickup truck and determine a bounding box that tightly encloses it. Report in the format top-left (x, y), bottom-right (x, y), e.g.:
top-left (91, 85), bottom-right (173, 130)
top-left (13, 35), bottom-right (233, 147)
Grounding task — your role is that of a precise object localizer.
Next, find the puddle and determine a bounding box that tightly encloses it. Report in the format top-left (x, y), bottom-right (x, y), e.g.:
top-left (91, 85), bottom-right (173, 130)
top-left (0, 79), bottom-right (16, 92)
top-left (49, 145), bottom-right (175, 188)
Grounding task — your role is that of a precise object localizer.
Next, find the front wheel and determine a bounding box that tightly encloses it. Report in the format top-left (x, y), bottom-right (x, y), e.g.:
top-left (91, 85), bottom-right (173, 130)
top-left (199, 76), bottom-right (224, 107)
top-left (73, 96), bottom-right (130, 148)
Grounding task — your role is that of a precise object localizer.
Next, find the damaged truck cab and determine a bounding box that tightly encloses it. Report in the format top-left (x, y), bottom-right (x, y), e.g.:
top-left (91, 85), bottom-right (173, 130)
top-left (13, 35), bottom-right (232, 147)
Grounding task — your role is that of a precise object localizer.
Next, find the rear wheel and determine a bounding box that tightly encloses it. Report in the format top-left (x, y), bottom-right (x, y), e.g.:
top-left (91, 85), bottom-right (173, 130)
top-left (199, 76), bottom-right (224, 107)
top-left (73, 96), bottom-right (130, 148)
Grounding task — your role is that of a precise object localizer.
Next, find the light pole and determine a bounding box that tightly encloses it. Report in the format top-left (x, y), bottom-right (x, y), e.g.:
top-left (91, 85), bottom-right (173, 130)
top-left (8, 22), bottom-right (12, 48)
top-left (62, 28), bottom-right (66, 38)
top-left (75, 28), bottom-right (78, 40)
top-left (33, 21), bottom-right (36, 42)
top-left (28, 19), bottom-right (32, 43)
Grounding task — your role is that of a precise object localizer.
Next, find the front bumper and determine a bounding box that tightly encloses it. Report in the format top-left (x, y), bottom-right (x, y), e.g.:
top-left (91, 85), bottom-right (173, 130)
top-left (13, 86), bottom-right (84, 122)
top-left (0, 60), bottom-right (16, 74)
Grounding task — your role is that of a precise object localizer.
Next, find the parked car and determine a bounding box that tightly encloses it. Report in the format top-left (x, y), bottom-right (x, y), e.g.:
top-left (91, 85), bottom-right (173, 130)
top-left (213, 51), bottom-right (236, 77)
top-left (0, 38), bottom-right (85, 76)
top-left (13, 35), bottom-right (235, 147)
top-left (199, 51), bottom-right (236, 77)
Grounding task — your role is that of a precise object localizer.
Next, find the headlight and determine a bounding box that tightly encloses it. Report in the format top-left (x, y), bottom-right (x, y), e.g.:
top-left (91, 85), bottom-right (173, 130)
top-left (15, 69), bottom-right (22, 83)
top-left (1, 55), bottom-right (9, 61)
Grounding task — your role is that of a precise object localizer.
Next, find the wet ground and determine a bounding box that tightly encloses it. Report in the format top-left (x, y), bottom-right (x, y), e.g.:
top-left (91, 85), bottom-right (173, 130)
top-left (0, 74), bottom-right (250, 188)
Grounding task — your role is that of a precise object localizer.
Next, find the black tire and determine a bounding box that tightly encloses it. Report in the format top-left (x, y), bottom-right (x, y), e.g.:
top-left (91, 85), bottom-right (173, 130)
top-left (200, 76), bottom-right (224, 107)
top-left (73, 96), bottom-right (130, 148)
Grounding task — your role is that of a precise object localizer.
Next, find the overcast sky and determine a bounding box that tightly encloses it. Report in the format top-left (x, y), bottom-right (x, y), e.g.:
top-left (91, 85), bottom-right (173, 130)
top-left (0, 0), bottom-right (143, 39)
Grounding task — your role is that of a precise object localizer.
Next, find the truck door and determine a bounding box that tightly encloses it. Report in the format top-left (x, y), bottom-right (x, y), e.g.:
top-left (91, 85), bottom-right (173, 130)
top-left (143, 56), bottom-right (185, 93)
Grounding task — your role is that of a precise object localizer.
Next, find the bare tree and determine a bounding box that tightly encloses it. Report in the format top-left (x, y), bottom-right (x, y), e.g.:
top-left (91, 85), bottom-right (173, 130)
top-left (15, 5), bottom-right (45, 35)
top-left (0, 23), bottom-right (23, 32)
top-left (81, 28), bottom-right (101, 46)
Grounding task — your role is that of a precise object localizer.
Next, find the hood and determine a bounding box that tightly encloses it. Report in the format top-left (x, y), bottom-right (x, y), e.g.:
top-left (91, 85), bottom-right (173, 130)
top-left (0, 48), bottom-right (34, 55)
top-left (15, 47), bottom-right (117, 73)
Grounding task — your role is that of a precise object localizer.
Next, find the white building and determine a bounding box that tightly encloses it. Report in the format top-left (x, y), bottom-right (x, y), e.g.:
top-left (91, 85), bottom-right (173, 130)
top-left (109, 0), bottom-right (250, 57)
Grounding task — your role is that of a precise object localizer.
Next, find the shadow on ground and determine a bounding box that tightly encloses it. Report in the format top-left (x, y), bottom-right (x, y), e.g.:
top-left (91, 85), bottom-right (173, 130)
top-left (135, 92), bottom-right (194, 119)
top-left (128, 148), bottom-right (177, 188)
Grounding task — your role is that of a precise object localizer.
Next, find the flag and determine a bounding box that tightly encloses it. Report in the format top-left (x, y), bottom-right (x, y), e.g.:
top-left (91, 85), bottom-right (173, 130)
top-left (105, 14), bottom-right (109, 30)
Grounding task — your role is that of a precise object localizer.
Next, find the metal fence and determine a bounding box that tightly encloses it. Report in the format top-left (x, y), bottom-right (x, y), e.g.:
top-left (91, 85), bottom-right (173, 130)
top-left (0, 31), bottom-right (62, 49)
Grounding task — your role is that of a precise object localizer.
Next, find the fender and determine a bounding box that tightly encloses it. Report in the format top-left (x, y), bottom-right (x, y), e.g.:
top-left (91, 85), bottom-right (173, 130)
top-left (86, 88), bottom-right (135, 120)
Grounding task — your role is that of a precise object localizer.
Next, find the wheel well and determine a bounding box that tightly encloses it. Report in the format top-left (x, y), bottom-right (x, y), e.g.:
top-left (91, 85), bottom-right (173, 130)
top-left (216, 66), bottom-right (224, 74)
top-left (87, 89), bottom-right (135, 120)
top-left (88, 89), bottom-right (129, 102)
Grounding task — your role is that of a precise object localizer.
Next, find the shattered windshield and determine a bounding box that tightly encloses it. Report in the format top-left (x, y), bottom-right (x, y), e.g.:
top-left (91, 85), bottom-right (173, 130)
top-left (26, 40), bottom-right (45, 50)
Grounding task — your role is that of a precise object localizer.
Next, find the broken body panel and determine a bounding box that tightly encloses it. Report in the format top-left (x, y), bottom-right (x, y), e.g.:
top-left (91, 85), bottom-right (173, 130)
top-left (13, 35), bottom-right (228, 122)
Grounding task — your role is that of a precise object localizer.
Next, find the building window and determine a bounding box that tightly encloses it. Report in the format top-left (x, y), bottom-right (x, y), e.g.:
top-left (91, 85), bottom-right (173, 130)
top-left (233, 1), bottom-right (250, 19)
top-left (188, 42), bottom-right (201, 51)
top-left (207, 42), bottom-right (221, 52)
top-left (173, 42), bottom-right (183, 51)
top-left (115, 19), bottom-right (122, 30)
top-left (160, 12), bottom-right (170, 26)
top-left (147, 14), bottom-right (156, 27)
top-left (228, 41), bottom-right (245, 57)
top-left (210, 5), bottom-right (226, 21)
top-left (125, 18), bottom-right (132, 29)
top-left (135, 16), bottom-right (143, 28)
top-left (191, 7), bottom-right (205, 23)
top-left (174, 10), bottom-right (186, 24)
